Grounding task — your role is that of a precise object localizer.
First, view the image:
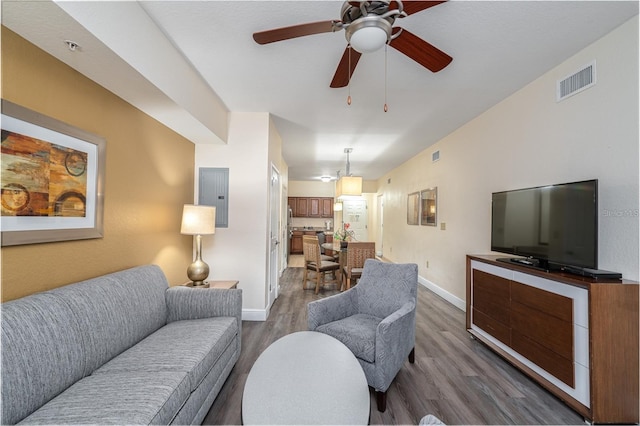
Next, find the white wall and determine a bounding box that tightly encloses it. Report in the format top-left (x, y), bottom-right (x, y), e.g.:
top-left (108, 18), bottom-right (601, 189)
top-left (377, 16), bottom-right (639, 306)
top-left (195, 112), bottom-right (271, 317)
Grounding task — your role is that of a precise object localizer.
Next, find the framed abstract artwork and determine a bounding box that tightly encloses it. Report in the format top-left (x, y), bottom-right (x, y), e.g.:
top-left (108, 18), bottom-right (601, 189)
top-left (1, 100), bottom-right (106, 246)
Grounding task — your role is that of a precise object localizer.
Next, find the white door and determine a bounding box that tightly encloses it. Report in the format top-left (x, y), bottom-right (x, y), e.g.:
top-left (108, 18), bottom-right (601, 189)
top-left (342, 199), bottom-right (368, 241)
top-left (376, 194), bottom-right (384, 257)
top-left (268, 165), bottom-right (280, 308)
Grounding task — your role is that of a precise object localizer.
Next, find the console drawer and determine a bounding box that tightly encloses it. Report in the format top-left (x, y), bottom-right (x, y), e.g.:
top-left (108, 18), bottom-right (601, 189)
top-left (473, 269), bottom-right (510, 325)
top-left (472, 307), bottom-right (510, 345)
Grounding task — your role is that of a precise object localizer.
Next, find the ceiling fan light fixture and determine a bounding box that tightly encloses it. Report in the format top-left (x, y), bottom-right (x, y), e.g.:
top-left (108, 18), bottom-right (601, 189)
top-left (346, 17), bottom-right (391, 53)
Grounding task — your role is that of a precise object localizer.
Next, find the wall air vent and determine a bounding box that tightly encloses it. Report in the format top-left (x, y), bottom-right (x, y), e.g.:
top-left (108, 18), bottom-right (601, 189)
top-left (432, 150), bottom-right (440, 162)
top-left (557, 61), bottom-right (596, 102)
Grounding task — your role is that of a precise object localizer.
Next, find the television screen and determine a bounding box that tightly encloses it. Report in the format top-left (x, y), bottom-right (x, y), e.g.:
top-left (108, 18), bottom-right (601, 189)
top-left (491, 179), bottom-right (598, 270)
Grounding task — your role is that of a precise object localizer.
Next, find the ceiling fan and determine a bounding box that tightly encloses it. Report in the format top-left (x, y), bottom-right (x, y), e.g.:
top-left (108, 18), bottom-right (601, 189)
top-left (253, 1), bottom-right (453, 88)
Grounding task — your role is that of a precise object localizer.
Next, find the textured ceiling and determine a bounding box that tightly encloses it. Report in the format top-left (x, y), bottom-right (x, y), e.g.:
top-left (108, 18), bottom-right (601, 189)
top-left (2, 1), bottom-right (638, 181)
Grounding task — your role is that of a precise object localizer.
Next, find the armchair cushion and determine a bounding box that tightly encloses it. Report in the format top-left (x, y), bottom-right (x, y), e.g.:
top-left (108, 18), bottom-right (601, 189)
top-left (316, 313), bottom-right (382, 363)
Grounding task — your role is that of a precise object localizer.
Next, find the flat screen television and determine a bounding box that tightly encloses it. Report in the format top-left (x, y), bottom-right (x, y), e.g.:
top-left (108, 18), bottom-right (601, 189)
top-left (491, 179), bottom-right (598, 271)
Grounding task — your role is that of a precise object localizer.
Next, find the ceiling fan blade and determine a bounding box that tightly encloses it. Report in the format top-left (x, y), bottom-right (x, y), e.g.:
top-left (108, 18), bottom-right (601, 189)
top-left (330, 47), bottom-right (363, 88)
top-left (389, 27), bottom-right (452, 72)
top-left (391, 1), bottom-right (447, 16)
top-left (253, 21), bottom-right (336, 45)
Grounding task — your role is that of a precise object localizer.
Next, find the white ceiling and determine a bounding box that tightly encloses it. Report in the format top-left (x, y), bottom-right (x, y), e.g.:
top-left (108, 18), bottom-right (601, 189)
top-left (2, 1), bottom-right (638, 181)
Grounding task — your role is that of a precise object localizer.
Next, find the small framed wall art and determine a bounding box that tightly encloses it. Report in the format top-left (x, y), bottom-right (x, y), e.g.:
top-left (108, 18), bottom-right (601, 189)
top-left (1, 100), bottom-right (106, 246)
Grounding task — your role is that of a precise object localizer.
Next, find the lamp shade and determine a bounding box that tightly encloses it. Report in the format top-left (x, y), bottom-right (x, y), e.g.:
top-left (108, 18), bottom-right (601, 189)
top-left (181, 205), bottom-right (216, 235)
top-left (336, 176), bottom-right (363, 198)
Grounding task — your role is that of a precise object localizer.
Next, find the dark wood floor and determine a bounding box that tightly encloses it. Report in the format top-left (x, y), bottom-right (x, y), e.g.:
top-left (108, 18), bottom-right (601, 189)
top-left (203, 267), bottom-right (584, 425)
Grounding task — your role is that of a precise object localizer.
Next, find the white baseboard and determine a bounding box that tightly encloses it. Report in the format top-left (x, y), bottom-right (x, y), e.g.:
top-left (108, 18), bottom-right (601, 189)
top-left (418, 276), bottom-right (466, 312)
top-left (242, 309), bottom-right (268, 321)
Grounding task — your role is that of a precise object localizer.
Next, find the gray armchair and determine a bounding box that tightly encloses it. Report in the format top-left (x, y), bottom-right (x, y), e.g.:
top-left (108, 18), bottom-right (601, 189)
top-left (307, 259), bottom-right (418, 412)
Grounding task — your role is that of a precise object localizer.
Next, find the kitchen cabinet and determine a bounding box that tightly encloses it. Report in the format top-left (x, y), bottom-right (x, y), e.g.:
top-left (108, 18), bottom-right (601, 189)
top-left (290, 230), bottom-right (303, 254)
top-left (295, 198), bottom-right (308, 217)
top-left (321, 198), bottom-right (333, 217)
top-left (309, 198), bottom-right (321, 217)
top-left (288, 197), bottom-right (334, 218)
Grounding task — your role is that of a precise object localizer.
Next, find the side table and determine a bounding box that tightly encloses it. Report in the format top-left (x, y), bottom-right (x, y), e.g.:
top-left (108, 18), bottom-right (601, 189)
top-left (184, 280), bottom-right (238, 289)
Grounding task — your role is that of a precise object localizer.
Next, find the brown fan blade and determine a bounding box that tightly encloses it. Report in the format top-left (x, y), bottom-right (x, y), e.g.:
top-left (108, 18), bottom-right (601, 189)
top-left (330, 47), bottom-right (363, 88)
top-left (389, 27), bottom-right (452, 72)
top-left (390, 1), bottom-right (447, 16)
top-left (253, 21), bottom-right (336, 45)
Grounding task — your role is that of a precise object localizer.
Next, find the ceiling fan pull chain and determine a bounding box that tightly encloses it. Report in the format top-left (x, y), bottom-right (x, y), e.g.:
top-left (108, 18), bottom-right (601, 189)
top-left (347, 45), bottom-right (352, 106)
top-left (384, 43), bottom-right (388, 112)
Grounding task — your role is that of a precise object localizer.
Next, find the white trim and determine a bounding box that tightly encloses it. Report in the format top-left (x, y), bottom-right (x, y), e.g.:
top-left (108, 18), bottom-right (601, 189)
top-left (418, 276), bottom-right (466, 312)
top-left (243, 308), bottom-right (268, 321)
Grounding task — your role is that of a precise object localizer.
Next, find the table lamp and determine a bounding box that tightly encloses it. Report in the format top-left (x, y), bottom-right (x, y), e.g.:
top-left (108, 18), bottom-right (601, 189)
top-left (181, 204), bottom-right (216, 287)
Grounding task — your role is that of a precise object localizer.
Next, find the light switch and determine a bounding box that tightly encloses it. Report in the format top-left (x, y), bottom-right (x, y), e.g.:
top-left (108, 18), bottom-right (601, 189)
top-left (440, 222), bottom-right (446, 230)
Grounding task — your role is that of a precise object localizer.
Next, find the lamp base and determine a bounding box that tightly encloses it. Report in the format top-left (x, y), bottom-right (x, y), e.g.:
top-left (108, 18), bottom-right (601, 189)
top-left (187, 259), bottom-right (210, 287)
top-left (186, 281), bottom-right (209, 288)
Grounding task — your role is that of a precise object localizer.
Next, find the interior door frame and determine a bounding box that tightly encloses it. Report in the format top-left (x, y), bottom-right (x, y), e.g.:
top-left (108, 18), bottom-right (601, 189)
top-left (268, 164), bottom-right (281, 309)
top-left (376, 194), bottom-right (384, 257)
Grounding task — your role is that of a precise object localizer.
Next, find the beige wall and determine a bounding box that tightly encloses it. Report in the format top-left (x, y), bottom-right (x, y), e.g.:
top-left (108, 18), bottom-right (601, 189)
top-left (376, 16), bottom-right (639, 306)
top-left (1, 28), bottom-right (195, 302)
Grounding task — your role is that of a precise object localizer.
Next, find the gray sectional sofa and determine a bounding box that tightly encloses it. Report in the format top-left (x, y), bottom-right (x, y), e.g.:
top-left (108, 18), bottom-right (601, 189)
top-left (1, 265), bottom-right (242, 424)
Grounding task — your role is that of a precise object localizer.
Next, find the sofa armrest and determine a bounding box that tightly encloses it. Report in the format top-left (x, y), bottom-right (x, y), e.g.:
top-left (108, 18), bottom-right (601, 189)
top-left (307, 289), bottom-right (358, 330)
top-left (376, 298), bottom-right (416, 364)
top-left (165, 287), bottom-right (242, 325)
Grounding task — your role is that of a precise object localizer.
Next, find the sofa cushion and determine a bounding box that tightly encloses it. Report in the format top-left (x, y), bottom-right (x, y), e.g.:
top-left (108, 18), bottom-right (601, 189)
top-left (1, 293), bottom-right (87, 425)
top-left (316, 313), bottom-right (382, 363)
top-left (49, 265), bottom-right (170, 375)
top-left (94, 317), bottom-right (238, 392)
top-left (18, 371), bottom-right (190, 425)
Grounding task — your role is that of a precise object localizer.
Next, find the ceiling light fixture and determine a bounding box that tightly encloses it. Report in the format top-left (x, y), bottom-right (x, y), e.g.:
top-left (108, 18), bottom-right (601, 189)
top-left (336, 148), bottom-right (363, 198)
top-left (320, 176), bottom-right (332, 183)
top-left (337, 2), bottom-right (404, 111)
top-left (338, 1), bottom-right (406, 54)
top-left (345, 16), bottom-right (392, 53)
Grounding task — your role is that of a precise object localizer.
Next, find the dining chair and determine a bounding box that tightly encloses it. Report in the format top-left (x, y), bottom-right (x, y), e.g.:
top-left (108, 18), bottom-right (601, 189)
top-left (342, 241), bottom-right (376, 290)
top-left (302, 237), bottom-right (340, 294)
top-left (302, 235), bottom-right (334, 263)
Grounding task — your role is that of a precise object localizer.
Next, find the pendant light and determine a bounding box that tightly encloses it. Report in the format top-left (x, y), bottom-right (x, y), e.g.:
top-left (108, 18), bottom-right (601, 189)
top-left (335, 148), bottom-right (363, 198)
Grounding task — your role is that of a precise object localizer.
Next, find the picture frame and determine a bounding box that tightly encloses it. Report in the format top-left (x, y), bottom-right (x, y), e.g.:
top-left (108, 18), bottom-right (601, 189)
top-left (407, 192), bottom-right (420, 225)
top-left (421, 187), bottom-right (437, 226)
top-left (1, 100), bottom-right (106, 246)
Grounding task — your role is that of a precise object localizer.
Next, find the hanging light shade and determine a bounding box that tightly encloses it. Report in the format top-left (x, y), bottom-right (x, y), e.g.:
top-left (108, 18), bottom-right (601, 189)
top-left (336, 148), bottom-right (362, 198)
top-left (336, 176), bottom-right (363, 198)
